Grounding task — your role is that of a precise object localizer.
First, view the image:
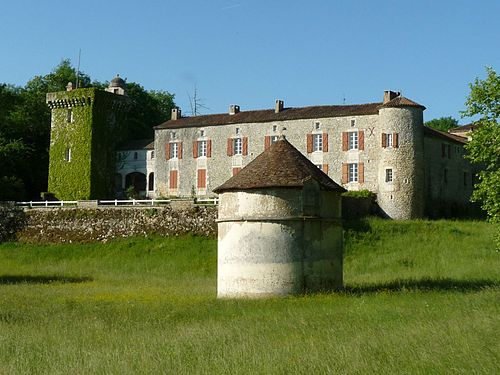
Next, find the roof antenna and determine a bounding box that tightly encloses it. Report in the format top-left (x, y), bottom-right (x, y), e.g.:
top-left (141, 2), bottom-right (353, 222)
top-left (342, 93), bottom-right (346, 105)
top-left (75, 48), bottom-right (81, 89)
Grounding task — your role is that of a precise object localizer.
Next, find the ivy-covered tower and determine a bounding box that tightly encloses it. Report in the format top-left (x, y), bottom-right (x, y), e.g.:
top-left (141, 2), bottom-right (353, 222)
top-left (46, 77), bottom-right (130, 200)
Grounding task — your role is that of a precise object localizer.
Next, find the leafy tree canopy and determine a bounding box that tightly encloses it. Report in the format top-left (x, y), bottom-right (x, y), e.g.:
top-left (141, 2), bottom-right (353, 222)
top-left (425, 116), bottom-right (459, 132)
top-left (462, 67), bottom-right (500, 233)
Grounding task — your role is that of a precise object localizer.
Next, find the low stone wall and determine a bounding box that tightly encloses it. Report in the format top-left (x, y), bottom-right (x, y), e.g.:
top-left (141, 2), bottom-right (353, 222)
top-left (14, 206), bottom-right (217, 243)
top-left (0, 203), bottom-right (26, 243)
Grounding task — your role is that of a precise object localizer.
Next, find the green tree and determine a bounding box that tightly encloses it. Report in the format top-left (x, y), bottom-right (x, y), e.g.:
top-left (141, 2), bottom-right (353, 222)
top-left (462, 67), bottom-right (500, 248)
top-left (425, 116), bottom-right (459, 132)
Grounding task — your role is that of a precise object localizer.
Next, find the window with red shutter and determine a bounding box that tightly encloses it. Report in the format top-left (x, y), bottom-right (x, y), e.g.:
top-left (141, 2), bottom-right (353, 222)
top-left (264, 135), bottom-right (271, 150)
top-left (323, 133), bottom-right (328, 152)
top-left (207, 140), bottom-right (212, 157)
top-left (242, 137), bottom-right (248, 156)
top-left (358, 131), bottom-right (365, 150)
top-left (306, 133), bottom-right (313, 153)
top-left (342, 132), bottom-right (349, 151)
top-left (382, 133), bottom-right (387, 148)
top-left (358, 163), bottom-right (365, 183)
top-left (393, 133), bottom-right (399, 148)
top-left (193, 141), bottom-right (198, 158)
top-left (178, 142), bottom-right (183, 159)
top-left (197, 169), bottom-right (206, 188)
top-left (227, 138), bottom-right (233, 156)
top-left (322, 164), bottom-right (329, 174)
top-left (342, 163), bottom-right (348, 183)
top-left (169, 170), bottom-right (178, 189)
top-left (165, 143), bottom-right (171, 160)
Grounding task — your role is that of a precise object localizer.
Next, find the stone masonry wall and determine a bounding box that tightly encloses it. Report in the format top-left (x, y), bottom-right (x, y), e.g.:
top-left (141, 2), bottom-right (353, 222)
top-left (13, 206), bottom-right (217, 244)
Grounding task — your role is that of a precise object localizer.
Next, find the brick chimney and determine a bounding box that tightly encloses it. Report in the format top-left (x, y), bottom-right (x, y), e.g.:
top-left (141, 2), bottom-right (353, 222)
top-left (171, 107), bottom-right (181, 120)
top-left (275, 99), bottom-right (284, 113)
top-left (229, 105), bottom-right (240, 115)
top-left (383, 91), bottom-right (400, 104)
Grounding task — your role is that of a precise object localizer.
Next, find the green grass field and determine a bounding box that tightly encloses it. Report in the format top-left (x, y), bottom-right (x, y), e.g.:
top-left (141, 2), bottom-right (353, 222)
top-left (0, 219), bottom-right (498, 374)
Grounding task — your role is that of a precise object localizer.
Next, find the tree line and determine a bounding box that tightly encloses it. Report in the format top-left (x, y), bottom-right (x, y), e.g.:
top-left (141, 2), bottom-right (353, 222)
top-left (0, 59), bottom-right (175, 201)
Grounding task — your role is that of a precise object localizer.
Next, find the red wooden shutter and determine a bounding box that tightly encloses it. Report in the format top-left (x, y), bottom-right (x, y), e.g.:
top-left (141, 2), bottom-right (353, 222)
top-left (178, 142), bottom-right (183, 159)
top-left (342, 163), bottom-right (348, 183)
top-left (342, 132), bottom-right (348, 151)
top-left (264, 136), bottom-right (271, 150)
top-left (193, 141), bottom-right (198, 158)
top-left (322, 164), bottom-right (329, 175)
top-left (169, 170), bottom-right (178, 189)
top-left (393, 132), bottom-right (399, 148)
top-left (306, 133), bottom-right (313, 153)
top-left (382, 133), bottom-right (387, 148)
top-left (242, 137), bottom-right (248, 156)
top-left (207, 140), bottom-right (212, 157)
top-left (358, 131), bottom-right (365, 150)
top-left (165, 143), bottom-right (171, 160)
top-left (358, 163), bottom-right (364, 183)
top-left (323, 133), bottom-right (328, 152)
top-left (232, 167), bottom-right (241, 176)
top-left (197, 169), bottom-right (206, 188)
top-left (227, 138), bottom-right (233, 156)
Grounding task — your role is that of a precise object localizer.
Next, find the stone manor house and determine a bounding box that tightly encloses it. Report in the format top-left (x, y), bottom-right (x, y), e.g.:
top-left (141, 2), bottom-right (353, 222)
top-left (46, 79), bottom-right (477, 220)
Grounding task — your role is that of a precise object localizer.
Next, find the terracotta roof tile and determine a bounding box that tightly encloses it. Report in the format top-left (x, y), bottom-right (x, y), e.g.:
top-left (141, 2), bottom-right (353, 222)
top-left (213, 137), bottom-right (345, 193)
top-left (424, 126), bottom-right (467, 144)
top-left (380, 96), bottom-right (426, 110)
top-left (155, 103), bottom-right (382, 129)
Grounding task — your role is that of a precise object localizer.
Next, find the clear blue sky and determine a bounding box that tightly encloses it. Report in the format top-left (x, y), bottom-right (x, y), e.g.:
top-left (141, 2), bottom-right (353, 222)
top-left (1, 0), bottom-right (499, 123)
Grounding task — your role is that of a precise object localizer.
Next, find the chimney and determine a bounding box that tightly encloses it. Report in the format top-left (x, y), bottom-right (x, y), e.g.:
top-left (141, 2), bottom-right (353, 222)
top-left (275, 99), bottom-right (284, 113)
top-left (229, 105), bottom-right (240, 115)
top-left (383, 90), bottom-right (400, 104)
top-left (171, 107), bottom-right (181, 120)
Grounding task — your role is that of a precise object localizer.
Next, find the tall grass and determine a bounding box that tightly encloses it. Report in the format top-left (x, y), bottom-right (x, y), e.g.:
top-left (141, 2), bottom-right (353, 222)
top-left (0, 219), bottom-right (498, 374)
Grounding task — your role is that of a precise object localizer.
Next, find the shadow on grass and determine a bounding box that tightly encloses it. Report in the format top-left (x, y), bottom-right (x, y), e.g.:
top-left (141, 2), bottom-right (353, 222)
top-left (0, 275), bottom-right (93, 285)
top-left (343, 278), bottom-right (498, 295)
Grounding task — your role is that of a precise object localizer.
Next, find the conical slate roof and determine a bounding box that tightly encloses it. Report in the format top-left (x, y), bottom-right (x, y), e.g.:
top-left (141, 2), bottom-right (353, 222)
top-left (213, 137), bottom-right (345, 193)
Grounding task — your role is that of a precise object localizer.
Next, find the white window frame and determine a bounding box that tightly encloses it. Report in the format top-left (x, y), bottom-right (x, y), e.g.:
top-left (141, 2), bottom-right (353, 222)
top-left (313, 133), bottom-right (323, 152)
top-left (385, 168), bottom-right (393, 183)
top-left (65, 148), bottom-right (71, 162)
top-left (170, 142), bottom-right (179, 159)
top-left (386, 133), bottom-right (393, 148)
top-left (233, 137), bottom-right (243, 155)
top-left (198, 140), bottom-right (207, 157)
top-left (348, 163), bottom-right (358, 182)
top-left (348, 131), bottom-right (358, 150)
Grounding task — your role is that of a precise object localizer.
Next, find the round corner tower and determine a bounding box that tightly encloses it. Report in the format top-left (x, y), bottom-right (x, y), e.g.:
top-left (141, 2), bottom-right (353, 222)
top-left (214, 137), bottom-right (345, 298)
top-left (377, 92), bottom-right (425, 219)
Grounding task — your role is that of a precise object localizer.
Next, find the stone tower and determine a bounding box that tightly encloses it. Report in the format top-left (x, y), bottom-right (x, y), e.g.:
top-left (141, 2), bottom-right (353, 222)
top-left (377, 92), bottom-right (426, 219)
top-left (214, 137), bottom-right (345, 298)
top-left (46, 78), bottom-right (130, 200)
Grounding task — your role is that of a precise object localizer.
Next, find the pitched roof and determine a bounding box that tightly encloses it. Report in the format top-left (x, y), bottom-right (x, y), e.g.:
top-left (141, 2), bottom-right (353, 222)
top-left (155, 103), bottom-right (382, 129)
top-left (213, 137), bottom-right (345, 193)
top-left (449, 122), bottom-right (481, 132)
top-left (424, 126), bottom-right (467, 144)
top-left (380, 96), bottom-right (426, 110)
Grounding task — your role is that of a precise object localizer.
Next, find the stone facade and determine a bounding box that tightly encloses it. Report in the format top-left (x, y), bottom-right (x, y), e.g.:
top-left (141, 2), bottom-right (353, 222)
top-left (153, 91), bottom-right (471, 219)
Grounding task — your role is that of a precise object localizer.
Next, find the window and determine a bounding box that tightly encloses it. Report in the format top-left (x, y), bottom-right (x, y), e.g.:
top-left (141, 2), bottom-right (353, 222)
top-left (350, 119), bottom-right (356, 127)
top-left (134, 152), bottom-right (138, 160)
top-left (198, 140), bottom-right (207, 157)
top-left (65, 148), bottom-right (71, 162)
top-left (200, 129), bottom-right (205, 137)
top-left (236, 127), bottom-right (241, 135)
top-left (233, 138), bottom-right (243, 155)
top-left (348, 131), bottom-right (358, 150)
top-left (169, 170), bottom-right (178, 189)
top-left (315, 121), bottom-right (321, 130)
top-left (151, 151), bottom-right (155, 159)
top-left (271, 135), bottom-right (279, 144)
top-left (313, 133), bottom-right (323, 152)
top-left (170, 142), bottom-right (179, 159)
top-left (272, 125), bottom-right (278, 132)
top-left (148, 173), bottom-right (154, 191)
top-left (348, 163), bottom-right (358, 182)
top-left (67, 109), bottom-right (73, 123)
top-left (385, 168), bottom-right (393, 183)
top-left (386, 133), bottom-right (393, 147)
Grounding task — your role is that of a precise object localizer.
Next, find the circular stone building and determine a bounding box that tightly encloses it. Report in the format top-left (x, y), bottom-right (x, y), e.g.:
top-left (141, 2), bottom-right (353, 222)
top-left (214, 136), bottom-right (346, 298)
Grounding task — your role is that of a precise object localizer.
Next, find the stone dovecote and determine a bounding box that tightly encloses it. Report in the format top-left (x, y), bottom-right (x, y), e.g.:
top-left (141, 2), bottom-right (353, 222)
top-left (214, 136), bottom-right (345, 298)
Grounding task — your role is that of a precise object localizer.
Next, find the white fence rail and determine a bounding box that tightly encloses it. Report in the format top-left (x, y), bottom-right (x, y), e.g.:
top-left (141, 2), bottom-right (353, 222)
top-left (15, 198), bottom-right (219, 208)
top-left (16, 200), bottom-right (78, 208)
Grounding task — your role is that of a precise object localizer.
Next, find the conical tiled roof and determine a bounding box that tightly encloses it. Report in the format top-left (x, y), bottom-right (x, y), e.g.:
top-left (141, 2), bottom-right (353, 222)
top-left (213, 137), bottom-right (345, 193)
top-left (380, 96), bottom-right (426, 110)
